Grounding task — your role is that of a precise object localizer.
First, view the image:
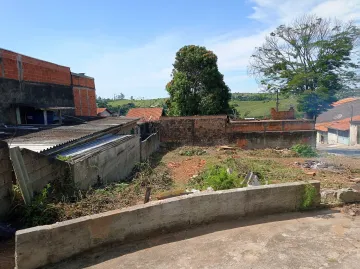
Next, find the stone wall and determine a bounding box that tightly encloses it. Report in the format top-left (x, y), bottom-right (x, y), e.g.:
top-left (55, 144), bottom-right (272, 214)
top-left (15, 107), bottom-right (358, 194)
top-left (0, 141), bottom-right (13, 218)
top-left (15, 181), bottom-right (320, 269)
top-left (141, 133), bottom-right (160, 161)
top-left (72, 136), bottom-right (141, 189)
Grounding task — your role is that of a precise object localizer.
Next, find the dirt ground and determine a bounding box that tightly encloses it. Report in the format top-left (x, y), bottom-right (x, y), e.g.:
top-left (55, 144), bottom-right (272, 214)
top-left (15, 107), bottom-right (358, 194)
top-left (0, 238), bottom-right (14, 269)
top-left (159, 146), bottom-right (360, 190)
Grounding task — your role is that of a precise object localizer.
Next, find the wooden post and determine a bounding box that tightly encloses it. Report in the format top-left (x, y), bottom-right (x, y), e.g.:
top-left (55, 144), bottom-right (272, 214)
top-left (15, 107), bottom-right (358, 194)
top-left (144, 187), bottom-right (151, 203)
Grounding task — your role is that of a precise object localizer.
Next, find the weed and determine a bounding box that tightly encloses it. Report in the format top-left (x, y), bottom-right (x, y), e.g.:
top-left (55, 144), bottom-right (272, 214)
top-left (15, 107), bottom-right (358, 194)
top-left (56, 155), bottom-right (72, 162)
top-left (300, 183), bottom-right (317, 210)
top-left (189, 164), bottom-right (244, 190)
top-left (291, 144), bottom-right (318, 157)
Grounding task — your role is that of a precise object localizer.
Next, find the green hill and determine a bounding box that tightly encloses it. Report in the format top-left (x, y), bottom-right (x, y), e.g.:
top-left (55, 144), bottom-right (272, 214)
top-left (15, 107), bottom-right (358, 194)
top-left (107, 96), bottom-right (301, 118)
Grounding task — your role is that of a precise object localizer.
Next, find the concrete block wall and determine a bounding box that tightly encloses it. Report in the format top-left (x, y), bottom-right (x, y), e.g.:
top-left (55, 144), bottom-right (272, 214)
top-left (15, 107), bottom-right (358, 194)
top-left (141, 133), bottom-right (160, 161)
top-left (230, 131), bottom-right (317, 149)
top-left (15, 181), bottom-right (320, 269)
top-left (72, 136), bottom-right (141, 189)
top-left (0, 141), bottom-right (13, 218)
top-left (21, 149), bottom-right (69, 193)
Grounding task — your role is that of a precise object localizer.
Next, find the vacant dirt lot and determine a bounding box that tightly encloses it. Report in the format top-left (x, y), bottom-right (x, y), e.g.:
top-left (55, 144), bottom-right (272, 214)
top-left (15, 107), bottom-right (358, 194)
top-left (160, 146), bottom-right (360, 190)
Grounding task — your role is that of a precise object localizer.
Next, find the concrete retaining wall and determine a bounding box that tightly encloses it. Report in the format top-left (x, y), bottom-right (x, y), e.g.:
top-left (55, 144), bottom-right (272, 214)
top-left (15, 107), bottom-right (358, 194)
top-left (72, 136), bottom-right (141, 189)
top-left (0, 141), bottom-right (13, 218)
top-left (15, 181), bottom-right (320, 269)
top-left (140, 132), bottom-right (160, 161)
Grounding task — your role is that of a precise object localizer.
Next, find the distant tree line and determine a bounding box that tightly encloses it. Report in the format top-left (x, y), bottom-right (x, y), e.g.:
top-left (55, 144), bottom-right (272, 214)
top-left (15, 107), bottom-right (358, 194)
top-left (231, 93), bottom-right (275, 102)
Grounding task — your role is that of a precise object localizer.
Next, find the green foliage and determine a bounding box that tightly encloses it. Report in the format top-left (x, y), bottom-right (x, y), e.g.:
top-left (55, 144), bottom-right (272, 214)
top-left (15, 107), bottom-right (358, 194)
top-left (249, 15), bottom-right (360, 118)
top-left (301, 184), bottom-right (317, 210)
top-left (10, 184), bottom-right (62, 227)
top-left (56, 155), bottom-right (72, 162)
top-left (190, 165), bottom-right (244, 191)
top-left (166, 45), bottom-right (231, 116)
top-left (291, 144), bottom-right (318, 157)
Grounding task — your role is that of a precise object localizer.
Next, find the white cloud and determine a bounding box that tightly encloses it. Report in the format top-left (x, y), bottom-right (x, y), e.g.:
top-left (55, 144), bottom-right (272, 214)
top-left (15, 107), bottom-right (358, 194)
top-left (58, 0), bottom-right (360, 98)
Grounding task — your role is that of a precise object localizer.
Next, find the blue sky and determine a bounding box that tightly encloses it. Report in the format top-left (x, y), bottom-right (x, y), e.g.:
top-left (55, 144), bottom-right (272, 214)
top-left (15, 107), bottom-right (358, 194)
top-left (1, 0), bottom-right (359, 99)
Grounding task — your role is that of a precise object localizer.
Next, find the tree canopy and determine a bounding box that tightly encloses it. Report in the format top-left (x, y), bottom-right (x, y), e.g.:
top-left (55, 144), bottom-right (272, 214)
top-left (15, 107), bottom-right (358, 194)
top-left (166, 45), bottom-right (231, 116)
top-left (249, 15), bottom-right (360, 118)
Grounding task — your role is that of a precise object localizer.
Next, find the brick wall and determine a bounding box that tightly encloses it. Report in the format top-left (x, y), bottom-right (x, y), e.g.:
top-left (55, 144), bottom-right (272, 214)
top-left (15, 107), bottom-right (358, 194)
top-left (0, 141), bottom-right (13, 218)
top-left (270, 107), bottom-right (295, 120)
top-left (0, 49), bottom-right (71, 85)
top-left (159, 116), bottom-right (316, 148)
top-left (159, 116), bottom-right (228, 145)
top-left (72, 73), bottom-right (97, 117)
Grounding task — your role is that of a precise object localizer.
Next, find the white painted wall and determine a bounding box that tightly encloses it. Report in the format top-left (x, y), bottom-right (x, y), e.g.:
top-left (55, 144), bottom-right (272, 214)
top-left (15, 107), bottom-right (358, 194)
top-left (328, 132), bottom-right (338, 144)
top-left (350, 123), bottom-right (358, 146)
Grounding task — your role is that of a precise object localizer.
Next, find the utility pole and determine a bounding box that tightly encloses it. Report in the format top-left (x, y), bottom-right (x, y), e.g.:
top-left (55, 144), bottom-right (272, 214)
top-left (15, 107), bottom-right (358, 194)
top-left (276, 89), bottom-right (279, 112)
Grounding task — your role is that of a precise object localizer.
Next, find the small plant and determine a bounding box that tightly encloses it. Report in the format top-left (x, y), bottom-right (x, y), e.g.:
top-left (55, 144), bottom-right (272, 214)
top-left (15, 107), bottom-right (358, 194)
top-left (291, 144), bottom-right (318, 157)
top-left (56, 155), bottom-right (72, 162)
top-left (300, 184), bottom-right (316, 210)
top-left (190, 165), bottom-right (244, 191)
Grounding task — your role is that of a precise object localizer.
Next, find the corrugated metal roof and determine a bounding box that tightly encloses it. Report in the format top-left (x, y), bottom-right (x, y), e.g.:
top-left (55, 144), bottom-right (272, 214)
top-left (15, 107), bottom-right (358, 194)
top-left (5, 117), bottom-right (138, 152)
top-left (58, 134), bottom-right (132, 158)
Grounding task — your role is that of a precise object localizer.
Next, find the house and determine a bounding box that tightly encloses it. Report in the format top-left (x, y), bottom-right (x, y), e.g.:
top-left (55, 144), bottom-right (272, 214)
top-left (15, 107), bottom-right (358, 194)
top-left (0, 48), bottom-right (96, 125)
top-left (315, 98), bottom-right (360, 145)
top-left (97, 108), bottom-right (112, 117)
top-left (126, 108), bottom-right (164, 122)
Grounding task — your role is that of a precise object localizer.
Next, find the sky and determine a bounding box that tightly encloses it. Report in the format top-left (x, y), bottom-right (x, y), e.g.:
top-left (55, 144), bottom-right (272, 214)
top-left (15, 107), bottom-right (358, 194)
top-left (1, 0), bottom-right (360, 99)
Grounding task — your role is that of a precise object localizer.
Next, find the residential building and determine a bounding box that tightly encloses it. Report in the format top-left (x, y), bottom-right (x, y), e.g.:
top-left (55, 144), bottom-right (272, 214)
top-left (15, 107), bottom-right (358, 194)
top-left (97, 108), bottom-right (112, 117)
top-left (315, 98), bottom-right (360, 145)
top-left (126, 107), bottom-right (164, 122)
top-left (0, 48), bottom-right (96, 125)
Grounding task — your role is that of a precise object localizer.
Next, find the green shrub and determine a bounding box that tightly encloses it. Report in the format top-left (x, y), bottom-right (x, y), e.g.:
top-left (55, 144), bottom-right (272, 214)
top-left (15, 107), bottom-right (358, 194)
top-left (291, 144), bottom-right (318, 157)
top-left (301, 184), bottom-right (317, 210)
top-left (190, 165), bottom-right (244, 191)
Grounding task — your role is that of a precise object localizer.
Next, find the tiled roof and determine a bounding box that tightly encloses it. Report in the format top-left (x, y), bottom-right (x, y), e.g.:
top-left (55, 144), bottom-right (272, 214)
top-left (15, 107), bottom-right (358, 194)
top-left (332, 98), bottom-right (359, 106)
top-left (127, 108), bottom-right (163, 122)
top-left (97, 108), bottom-right (107, 114)
top-left (316, 115), bottom-right (360, 132)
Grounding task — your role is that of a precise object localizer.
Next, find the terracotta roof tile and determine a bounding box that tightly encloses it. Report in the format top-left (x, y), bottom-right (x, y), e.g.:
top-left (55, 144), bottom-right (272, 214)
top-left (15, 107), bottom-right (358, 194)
top-left (332, 98), bottom-right (359, 106)
top-left (97, 108), bottom-right (107, 114)
top-left (126, 108), bottom-right (163, 122)
top-left (315, 115), bottom-right (360, 132)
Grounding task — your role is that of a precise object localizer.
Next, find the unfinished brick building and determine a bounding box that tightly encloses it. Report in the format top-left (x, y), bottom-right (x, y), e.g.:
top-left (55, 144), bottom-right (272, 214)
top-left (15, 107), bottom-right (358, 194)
top-left (0, 48), bottom-right (96, 125)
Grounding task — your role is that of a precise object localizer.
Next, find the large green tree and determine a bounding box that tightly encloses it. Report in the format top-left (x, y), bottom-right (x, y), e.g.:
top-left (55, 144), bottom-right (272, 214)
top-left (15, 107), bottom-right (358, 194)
top-left (166, 45), bottom-right (231, 116)
top-left (249, 15), bottom-right (359, 118)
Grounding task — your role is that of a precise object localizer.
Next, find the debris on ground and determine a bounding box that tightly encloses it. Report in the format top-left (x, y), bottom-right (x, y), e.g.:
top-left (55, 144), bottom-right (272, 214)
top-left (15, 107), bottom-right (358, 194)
top-left (342, 203), bottom-right (360, 216)
top-left (321, 189), bottom-right (338, 204)
top-left (242, 172), bottom-right (261, 187)
top-left (0, 223), bottom-right (16, 240)
top-left (306, 172), bottom-right (316, 176)
top-left (349, 178), bottom-right (360, 183)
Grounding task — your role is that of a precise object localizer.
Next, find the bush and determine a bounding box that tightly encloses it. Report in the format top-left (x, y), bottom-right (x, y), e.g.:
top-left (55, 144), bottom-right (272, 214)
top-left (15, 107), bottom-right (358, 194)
top-left (291, 144), bottom-right (318, 157)
top-left (190, 165), bottom-right (244, 191)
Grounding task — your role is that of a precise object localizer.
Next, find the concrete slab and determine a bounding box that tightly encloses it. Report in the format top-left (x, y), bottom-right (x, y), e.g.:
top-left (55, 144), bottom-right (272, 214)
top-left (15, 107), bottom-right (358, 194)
top-left (46, 209), bottom-right (360, 269)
